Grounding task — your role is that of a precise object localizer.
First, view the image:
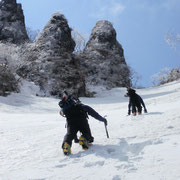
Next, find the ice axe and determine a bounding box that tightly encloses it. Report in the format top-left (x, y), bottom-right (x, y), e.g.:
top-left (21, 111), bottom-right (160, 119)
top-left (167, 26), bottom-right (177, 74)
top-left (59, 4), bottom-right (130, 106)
top-left (104, 115), bottom-right (109, 138)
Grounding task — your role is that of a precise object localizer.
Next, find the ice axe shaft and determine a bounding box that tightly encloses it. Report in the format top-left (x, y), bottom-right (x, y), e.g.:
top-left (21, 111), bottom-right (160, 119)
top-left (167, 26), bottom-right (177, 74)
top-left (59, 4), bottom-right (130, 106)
top-left (104, 123), bottom-right (109, 138)
top-left (104, 115), bottom-right (109, 138)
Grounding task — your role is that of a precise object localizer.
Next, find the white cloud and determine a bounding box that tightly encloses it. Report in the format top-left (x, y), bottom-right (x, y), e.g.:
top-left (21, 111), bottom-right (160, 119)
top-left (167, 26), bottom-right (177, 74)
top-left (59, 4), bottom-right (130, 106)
top-left (90, 2), bottom-right (126, 19)
top-left (109, 3), bottom-right (126, 16)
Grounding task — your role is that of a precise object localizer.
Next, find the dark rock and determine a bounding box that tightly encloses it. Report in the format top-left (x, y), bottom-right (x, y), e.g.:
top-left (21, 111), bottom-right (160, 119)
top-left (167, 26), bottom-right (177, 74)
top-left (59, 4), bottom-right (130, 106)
top-left (0, 2), bottom-right (130, 97)
top-left (35, 13), bottom-right (75, 56)
top-left (17, 55), bottom-right (86, 97)
top-left (78, 20), bottom-right (130, 88)
top-left (17, 13), bottom-right (86, 97)
top-left (0, 0), bottom-right (29, 43)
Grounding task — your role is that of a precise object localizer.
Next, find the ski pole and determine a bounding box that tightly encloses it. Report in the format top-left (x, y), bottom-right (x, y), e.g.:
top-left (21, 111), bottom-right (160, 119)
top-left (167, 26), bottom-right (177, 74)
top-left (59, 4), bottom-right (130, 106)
top-left (104, 123), bottom-right (109, 138)
top-left (104, 115), bottom-right (109, 138)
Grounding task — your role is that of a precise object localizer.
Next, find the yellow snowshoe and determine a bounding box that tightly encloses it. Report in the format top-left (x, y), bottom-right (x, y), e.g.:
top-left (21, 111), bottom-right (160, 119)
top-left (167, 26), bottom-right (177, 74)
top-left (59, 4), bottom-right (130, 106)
top-left (63, 142), bottom-right (71, 155)
top-left (79, 136), bottom-right (89, 150)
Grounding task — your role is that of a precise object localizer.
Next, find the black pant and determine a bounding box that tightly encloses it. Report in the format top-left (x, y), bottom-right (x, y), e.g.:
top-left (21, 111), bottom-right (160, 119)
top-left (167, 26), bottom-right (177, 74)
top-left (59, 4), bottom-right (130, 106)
top-left (62, 118), bottom-right (94, 147)
top-left (132, 104), bottom-right (142, 113)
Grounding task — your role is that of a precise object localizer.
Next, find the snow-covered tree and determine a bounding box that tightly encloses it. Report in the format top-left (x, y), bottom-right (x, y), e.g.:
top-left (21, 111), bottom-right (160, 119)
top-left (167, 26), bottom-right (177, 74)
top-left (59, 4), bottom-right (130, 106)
top-left (128, 66), bottom-right (142, 88)
top-left (26, 27), bottom-right (40, 42)
top-left (0, 43), bottom-right (26, 72)
top-left (71, 29), bottom-right (88, 53)
top-left (165, 30), bottom-right (180, 51)
top-left (151, 67), bottom-right (180, 86)
top-left (0, 53), bottom-right (19, 96)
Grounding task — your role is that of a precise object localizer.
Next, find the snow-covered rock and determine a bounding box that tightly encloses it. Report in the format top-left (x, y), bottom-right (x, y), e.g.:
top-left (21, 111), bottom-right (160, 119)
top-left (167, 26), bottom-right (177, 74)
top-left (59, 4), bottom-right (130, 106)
top-left (0, 1), bottom-right (130, 97)
top-left (17, 13), bottom-right (86, 97)
top-left (77, 20), bottom-right (130, 89)
top-left (0, 0), bottom-right (29, 43)
top-left (35, 13), bottom-right (75, 55)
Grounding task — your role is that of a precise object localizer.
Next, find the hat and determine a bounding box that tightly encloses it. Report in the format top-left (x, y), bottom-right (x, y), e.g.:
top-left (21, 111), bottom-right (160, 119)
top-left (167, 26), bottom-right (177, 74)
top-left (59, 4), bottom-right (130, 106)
top-left (62, 91), bottom-right (68, 100)
top-left (127, 88), bottom-right (136, 96)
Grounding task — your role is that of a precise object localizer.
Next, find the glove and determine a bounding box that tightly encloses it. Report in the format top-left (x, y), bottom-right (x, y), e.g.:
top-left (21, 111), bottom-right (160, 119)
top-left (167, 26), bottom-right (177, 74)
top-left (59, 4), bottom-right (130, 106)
top-left (60, 110), bottom-right (65, 117)
top-left (144, 109), bottom-right (147, 113)
top-left (103, 118), bottom-right (108, 126)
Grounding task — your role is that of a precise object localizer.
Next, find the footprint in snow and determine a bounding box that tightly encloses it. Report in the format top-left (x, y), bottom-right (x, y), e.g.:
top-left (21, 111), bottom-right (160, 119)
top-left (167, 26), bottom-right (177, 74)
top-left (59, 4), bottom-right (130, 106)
top-left (29, 179), bottom-right (46, 180)
top-left (55, 164), bottom-right (67, 168)
top-left (84, 160), bottom-right (104, 167)
top-left (112, 175), bottom-right (121, 180)
top-left (107, 148), bottom-right (116, 154)
top-left (167, 126), bottom-right (174, 129)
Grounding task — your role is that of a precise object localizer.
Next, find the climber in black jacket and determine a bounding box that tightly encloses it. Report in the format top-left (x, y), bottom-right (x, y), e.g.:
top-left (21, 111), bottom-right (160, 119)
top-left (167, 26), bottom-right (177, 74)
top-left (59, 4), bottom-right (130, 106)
top-left (58, 91), bottom-right (107, 155)
top-left (125, 88), bottom-right (147, 116)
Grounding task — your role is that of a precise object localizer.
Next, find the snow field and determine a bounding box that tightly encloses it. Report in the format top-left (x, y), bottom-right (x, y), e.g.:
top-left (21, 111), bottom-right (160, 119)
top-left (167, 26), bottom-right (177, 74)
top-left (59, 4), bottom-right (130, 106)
top-left (0, 81), bottom-right (180, 180)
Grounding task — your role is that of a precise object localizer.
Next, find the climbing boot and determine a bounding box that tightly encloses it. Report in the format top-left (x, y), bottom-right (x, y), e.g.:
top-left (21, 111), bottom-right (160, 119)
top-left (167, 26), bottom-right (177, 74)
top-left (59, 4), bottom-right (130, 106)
top-left (62, 142), bottom-right (71, 155)
top-left (79, 136), bottom-right (89, 150)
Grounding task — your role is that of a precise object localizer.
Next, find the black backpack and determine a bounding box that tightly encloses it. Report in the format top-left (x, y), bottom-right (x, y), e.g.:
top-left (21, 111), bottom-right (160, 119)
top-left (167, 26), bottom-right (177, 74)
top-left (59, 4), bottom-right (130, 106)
top-left (59, 97), bottom-right (87, 121)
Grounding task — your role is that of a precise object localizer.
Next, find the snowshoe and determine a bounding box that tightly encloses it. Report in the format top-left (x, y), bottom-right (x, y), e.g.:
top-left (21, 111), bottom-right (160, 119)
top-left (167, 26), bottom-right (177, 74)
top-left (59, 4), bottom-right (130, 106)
top-left (79, 136), bottom-right (89, 150)
top-left (63, 142), bottom-right (71, 155)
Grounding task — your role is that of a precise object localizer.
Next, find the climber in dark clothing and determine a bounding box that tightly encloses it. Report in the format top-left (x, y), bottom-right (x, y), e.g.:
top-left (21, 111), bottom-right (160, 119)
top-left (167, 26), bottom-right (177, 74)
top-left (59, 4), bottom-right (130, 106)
top-left (58, 91), bottom-right (107, 155)
top-left (125, 88), bottom-right (147, 116)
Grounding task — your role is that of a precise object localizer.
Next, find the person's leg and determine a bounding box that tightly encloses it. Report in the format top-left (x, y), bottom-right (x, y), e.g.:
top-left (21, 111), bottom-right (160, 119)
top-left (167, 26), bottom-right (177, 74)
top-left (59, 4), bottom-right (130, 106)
top-left (80, 120), bottom-right (94, 143)
top-left (77, 119), bottom-right (94, 149)
top-left (62, 126), bottom-right (78, 155)
top-left (74, 134), bottom-right (79, 143)
top-left (137, 105), bottom-right (142, 114)
top-left (62, 125), bottom-right (78, 147)
top-left (132, 105), bottom-right (137, 115)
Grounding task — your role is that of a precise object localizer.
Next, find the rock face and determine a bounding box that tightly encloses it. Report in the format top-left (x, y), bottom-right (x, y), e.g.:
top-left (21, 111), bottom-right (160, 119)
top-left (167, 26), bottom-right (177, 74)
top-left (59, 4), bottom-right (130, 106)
top-left (35, 13), bottom-right (75, 56)
top-left (17, 55), bottom-right (86, 97)
top-left (78, 20), bottom-right (130, 88)
top-left (17, 13), bottom-right (86, 97)
top-left (0, 0), bottom-right (130, 97)
top-left (0, 0), bottom-right (29, 43)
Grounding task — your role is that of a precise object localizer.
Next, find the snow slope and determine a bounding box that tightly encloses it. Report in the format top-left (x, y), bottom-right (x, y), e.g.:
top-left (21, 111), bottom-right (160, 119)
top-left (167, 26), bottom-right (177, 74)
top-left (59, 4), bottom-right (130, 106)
top-left (0, 81), bottom-right (180, 180)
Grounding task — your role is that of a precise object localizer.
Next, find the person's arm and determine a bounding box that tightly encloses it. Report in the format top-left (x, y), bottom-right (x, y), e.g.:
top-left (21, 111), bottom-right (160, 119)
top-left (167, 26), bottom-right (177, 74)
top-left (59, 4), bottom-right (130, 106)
top-left (82, 105), bottom-right (107, 125)
top-left (128, 99), bottom-right (132, 115)
top-left (59, 109), bottom-right (65, 117)
top-left (138, 95), bottom-right (147, 112)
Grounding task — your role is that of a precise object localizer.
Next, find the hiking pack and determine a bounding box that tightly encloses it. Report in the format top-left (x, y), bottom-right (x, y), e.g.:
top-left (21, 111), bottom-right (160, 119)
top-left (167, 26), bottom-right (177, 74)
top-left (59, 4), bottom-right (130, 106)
top-left (59, 91), bottom-right (109, 156)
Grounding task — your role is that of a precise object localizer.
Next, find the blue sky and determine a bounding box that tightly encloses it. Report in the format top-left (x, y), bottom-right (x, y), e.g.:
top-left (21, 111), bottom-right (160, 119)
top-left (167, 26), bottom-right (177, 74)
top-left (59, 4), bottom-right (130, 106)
top-left (17, 0), bottom-right (180, 87)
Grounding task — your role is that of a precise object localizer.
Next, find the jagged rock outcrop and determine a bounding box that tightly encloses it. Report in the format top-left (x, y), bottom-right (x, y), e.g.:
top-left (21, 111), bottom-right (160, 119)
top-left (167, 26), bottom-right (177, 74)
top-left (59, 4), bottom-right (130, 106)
top-left (35, 13), bottom-right (75, 56)
top-left (17, 55), bottom-right (86, 97)
top-left (0, 0), bottom-right (130, 97)
top-left (17, 13), bottom-right (86, 97)
top-left (78, 20), bottom-right (130, 88)
top-left (0, 0), bottom-right (29, 43)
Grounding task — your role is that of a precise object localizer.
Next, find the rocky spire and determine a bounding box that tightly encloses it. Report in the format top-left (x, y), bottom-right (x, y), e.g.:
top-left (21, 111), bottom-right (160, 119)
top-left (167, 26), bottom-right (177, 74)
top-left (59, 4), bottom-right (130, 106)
top-left (35, 13), bottom-right (75, 56)
top-left (17, 12), bottom-right (86, 97)
top-left (78, 20), bottom-right (130, 88)
top-left (0, 0), bottom-right (29, 43)
top-left (84, 20), bottom-right (124, 58)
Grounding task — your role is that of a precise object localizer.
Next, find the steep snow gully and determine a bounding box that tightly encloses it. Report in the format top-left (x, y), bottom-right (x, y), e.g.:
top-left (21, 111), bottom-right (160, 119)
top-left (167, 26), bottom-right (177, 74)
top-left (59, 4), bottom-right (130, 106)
top-left (0, 81), bottom-right (180, 180)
